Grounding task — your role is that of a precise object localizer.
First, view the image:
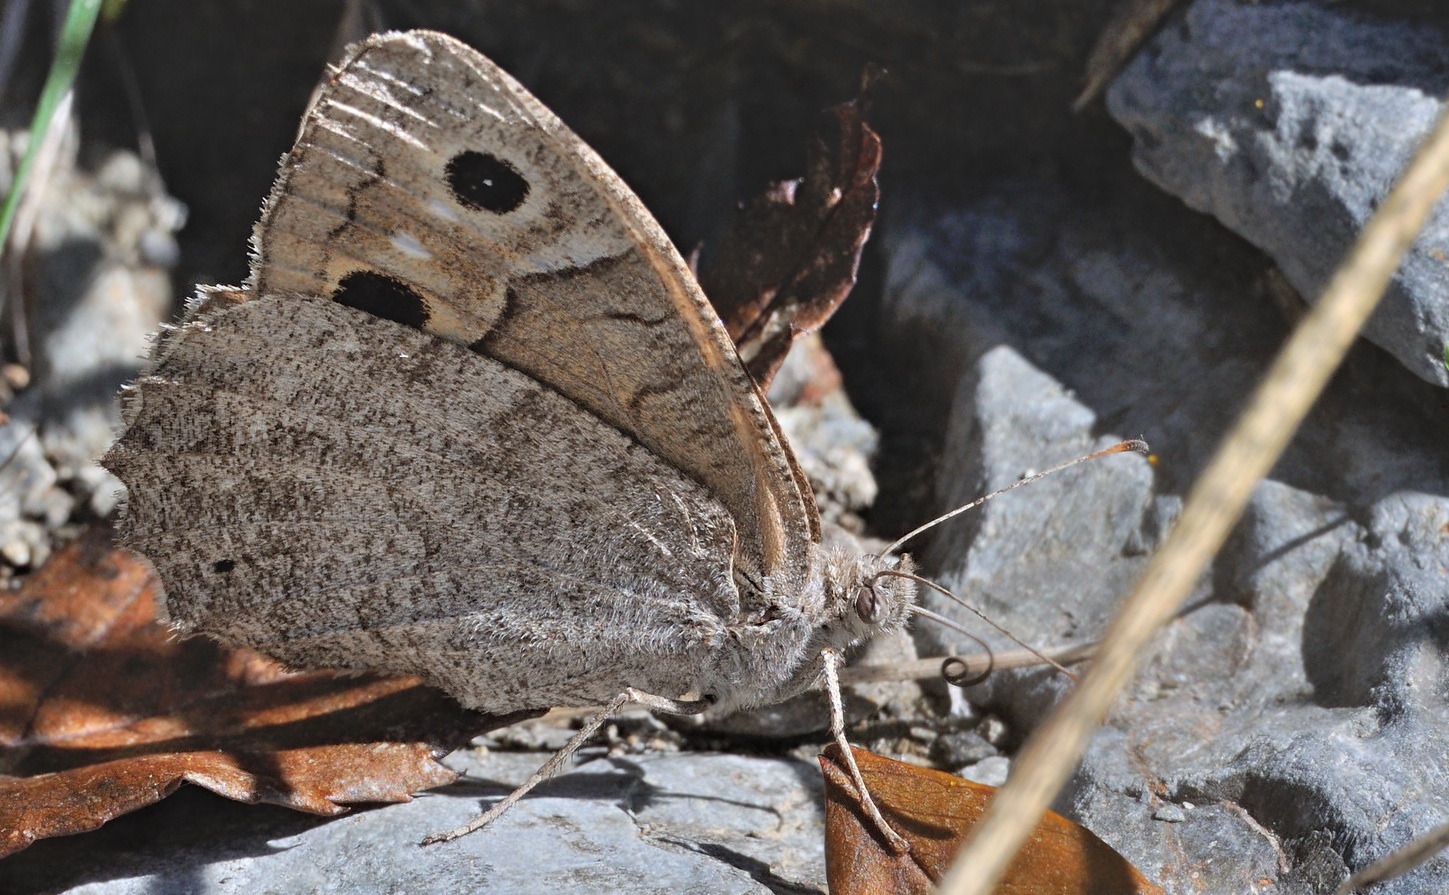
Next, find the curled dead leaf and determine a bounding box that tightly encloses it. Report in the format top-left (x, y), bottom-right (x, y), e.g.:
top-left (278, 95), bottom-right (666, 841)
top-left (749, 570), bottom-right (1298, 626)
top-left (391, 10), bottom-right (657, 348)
top-left (0, 526), bottom-right (533, 857)
top-left (699, 85), bottom-right (883, 388)
top-left (821, 744), bottom-right (1162, 895)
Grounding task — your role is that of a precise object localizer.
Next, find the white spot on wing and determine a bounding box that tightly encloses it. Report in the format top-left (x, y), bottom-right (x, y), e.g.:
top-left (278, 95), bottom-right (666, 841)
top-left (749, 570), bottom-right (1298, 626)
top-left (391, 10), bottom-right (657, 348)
top-left (390, 230), bottom-right (432, 260)
top-left (427, 199), bottom-right (460, 223)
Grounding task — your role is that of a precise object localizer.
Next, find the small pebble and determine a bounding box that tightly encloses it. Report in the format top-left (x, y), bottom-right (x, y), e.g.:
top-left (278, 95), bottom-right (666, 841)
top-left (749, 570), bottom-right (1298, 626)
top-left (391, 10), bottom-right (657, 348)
top-left (976, 715), bottom-right (1009, 747)
top-left (908, 725), bottom-right (939, 742)
top-left (931, 729), bottom-right (997, 770)
top-left (1153, 803), bottom-right (1187, 823)
top-left (1, 364), bottom-right (26, 391)
top-left (1, 538), bottom-right (31, 568)
top-left (958, 755), bottom-right (1010, 787)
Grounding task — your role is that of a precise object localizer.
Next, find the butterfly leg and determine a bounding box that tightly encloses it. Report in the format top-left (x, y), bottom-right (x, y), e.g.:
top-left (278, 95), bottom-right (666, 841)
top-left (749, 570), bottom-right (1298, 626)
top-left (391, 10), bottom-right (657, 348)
top-left (821, 648), bottom-right (910, 854)
top-left (422, 689), bottom-right (713, 845)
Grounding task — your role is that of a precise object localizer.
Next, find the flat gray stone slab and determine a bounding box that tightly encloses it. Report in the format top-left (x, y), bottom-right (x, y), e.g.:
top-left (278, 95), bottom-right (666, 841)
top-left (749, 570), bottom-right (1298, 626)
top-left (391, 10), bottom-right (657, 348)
top-left (0, 749), bottom-right (829, 895)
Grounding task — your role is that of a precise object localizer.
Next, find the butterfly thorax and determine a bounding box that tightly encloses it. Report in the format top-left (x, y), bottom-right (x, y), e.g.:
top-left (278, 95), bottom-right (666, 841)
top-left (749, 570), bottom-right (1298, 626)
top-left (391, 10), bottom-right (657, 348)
top-left (702, 545), bottom-right (917, 713)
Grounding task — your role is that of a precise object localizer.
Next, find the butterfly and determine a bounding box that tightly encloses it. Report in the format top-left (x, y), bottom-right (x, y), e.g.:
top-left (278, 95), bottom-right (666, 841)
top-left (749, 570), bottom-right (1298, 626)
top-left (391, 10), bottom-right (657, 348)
top-left (102, 29), bottom-right (917, 838)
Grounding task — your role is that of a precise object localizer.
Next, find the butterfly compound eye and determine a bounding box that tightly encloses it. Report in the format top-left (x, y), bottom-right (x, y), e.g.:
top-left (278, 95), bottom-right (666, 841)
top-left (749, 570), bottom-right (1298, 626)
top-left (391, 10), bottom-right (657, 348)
top-left (855, 585), bottom-right (881, 623)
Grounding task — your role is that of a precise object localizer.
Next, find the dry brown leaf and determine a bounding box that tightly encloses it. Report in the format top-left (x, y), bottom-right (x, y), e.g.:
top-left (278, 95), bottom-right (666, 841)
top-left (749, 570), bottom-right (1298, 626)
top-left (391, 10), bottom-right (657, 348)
top-left (0, 526), bottom-right (534, 857)
top-left (699, 82), bottom-right (883, 388)
top-left (820, 744), bottom-right (1162, 895)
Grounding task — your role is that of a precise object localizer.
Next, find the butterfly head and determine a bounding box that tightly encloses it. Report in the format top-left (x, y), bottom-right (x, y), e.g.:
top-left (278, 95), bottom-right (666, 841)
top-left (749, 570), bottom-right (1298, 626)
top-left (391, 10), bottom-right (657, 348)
top-left (814, 545), bottom-right (918, 651)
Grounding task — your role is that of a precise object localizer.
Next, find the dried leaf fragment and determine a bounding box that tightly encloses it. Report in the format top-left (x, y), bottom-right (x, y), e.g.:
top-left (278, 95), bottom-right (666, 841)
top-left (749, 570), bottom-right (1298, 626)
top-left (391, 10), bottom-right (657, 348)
top-left (820, 744), bottom-right (1162, 895)
top-left (699, 83), bottom-right (883, 388)
top-left (0, 526), bottom-right (529, 857)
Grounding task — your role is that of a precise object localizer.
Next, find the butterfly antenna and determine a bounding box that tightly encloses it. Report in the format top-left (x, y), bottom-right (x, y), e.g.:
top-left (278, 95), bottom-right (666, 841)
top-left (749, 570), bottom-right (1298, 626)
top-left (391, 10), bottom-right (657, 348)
top-left (881, 569), bottom-right (1080, 683)
top-left (881, 438), bottom-right (1148, 557)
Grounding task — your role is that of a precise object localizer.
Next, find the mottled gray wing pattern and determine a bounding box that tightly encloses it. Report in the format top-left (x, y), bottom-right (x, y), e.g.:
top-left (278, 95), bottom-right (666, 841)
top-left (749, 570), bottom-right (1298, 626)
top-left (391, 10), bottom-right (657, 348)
top-left (250, 30), bottom-right (817, 599)
top-left (107, 295), bottom-right (745, 712)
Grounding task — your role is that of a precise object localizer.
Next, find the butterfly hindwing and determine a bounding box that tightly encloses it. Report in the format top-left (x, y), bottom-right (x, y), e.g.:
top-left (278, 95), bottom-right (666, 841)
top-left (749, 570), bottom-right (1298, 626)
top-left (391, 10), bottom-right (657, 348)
top-left (108, 293), bottom-right (750, 711)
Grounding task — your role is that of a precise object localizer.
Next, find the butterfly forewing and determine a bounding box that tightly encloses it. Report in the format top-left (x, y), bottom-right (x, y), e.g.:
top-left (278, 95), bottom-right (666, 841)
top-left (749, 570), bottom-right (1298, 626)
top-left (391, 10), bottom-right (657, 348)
top-left (251, 31), bottom-right (818, 599)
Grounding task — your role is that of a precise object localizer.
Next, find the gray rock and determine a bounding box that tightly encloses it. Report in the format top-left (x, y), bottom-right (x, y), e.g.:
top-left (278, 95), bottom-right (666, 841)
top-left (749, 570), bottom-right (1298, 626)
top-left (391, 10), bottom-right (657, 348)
top-left (0, 749), bottom-right (830, 895)
top-left (0, 423), bottom-right (59, 573)
top-left (1061, 481), bottom-right (1449, 895)
top-left (882, 182), bottom-right (1449, 894)
top-left (918, 345), bottom-right (1156, 652)
top-left (1106, 0), bottom-right (1449, 386)
top-left (929, 726), bottom-right (996, 769)
top-left (1151, 803), bottom-right (1186, 824)
top-left (0, 130), bottom-right (179, 562)
top-left (959, 755), bottom-right (1011, 788)
top-left (25, 148), bottom-right (180, 513)
top-left (770, 333), bottom-right (883, 530)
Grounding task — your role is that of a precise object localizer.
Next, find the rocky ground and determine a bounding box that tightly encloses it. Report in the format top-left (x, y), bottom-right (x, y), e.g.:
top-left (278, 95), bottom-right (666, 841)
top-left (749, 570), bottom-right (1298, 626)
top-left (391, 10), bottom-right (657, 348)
top-left (1, 1), bottom-right (1447, 893)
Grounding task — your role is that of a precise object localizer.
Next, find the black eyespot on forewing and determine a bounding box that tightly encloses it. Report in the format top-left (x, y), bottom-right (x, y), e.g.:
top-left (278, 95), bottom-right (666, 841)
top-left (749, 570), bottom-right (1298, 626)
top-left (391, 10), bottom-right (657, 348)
top-left (446, 150), bottom-right (529, 214)
top-left (213, 559), bottom-right (236, 573)
top-left (332, 270), bottom-right (429, 330)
